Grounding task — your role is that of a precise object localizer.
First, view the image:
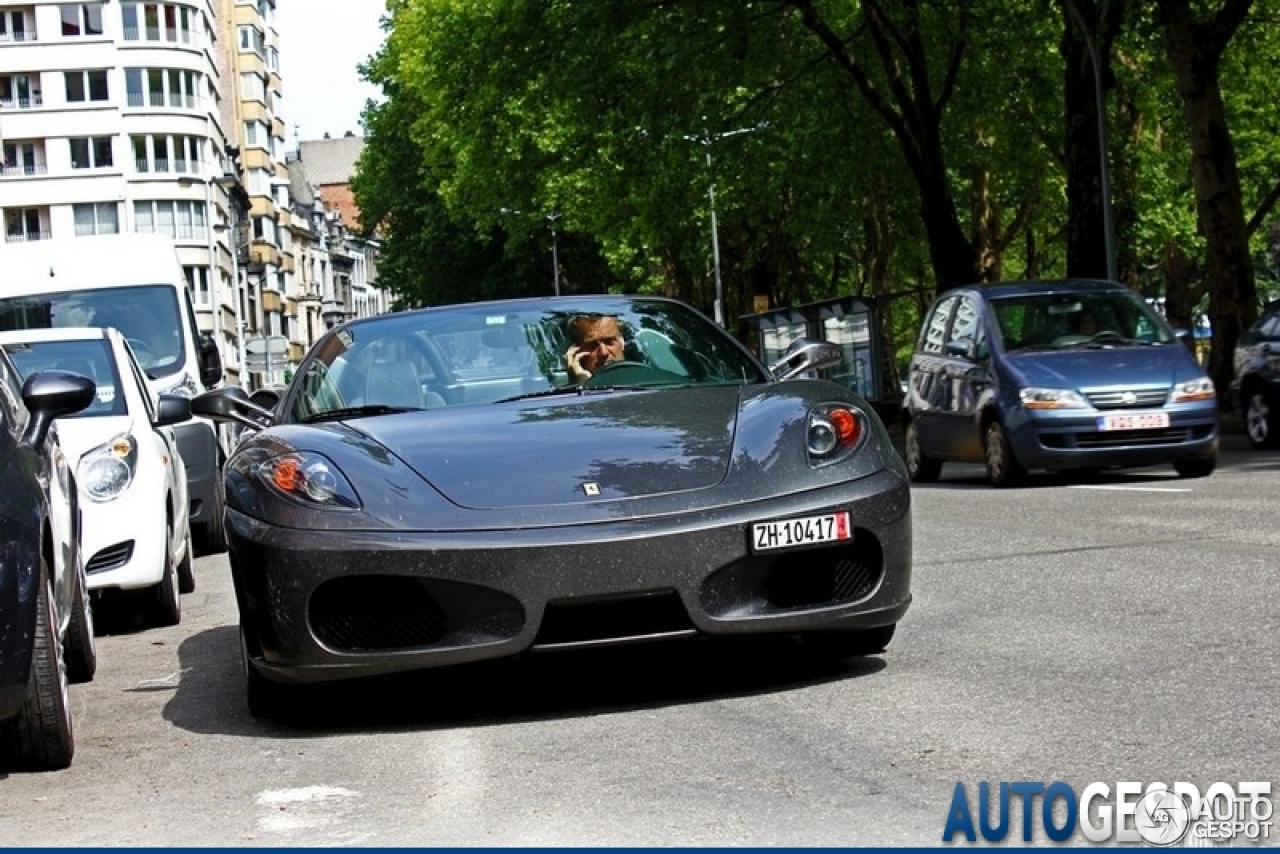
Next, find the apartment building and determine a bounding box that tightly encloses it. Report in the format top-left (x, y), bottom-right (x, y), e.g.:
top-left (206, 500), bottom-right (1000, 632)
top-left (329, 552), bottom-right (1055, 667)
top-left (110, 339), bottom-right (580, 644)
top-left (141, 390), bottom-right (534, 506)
top-left (0, 0), bottom-right (383, 388)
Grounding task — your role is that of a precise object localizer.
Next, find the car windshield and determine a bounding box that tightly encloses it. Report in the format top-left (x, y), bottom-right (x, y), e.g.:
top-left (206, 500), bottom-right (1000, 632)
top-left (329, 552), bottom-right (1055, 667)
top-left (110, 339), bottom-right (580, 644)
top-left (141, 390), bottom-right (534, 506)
top-left (2, 338), bottom-right (126, 417)
top-left (287, 297), bottom-right (769, 421)
top-left (0, 285), bottom-right (185, 378)
top-left (990, 290), bottom-right (1177, 352)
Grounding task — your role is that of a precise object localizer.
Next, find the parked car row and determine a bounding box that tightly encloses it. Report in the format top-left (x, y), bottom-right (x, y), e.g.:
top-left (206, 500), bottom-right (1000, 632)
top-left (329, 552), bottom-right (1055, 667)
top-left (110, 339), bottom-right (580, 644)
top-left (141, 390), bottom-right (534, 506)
top-left (0, 327), bottom-right (199, 771)
top-left (1232, 298), bottom-right (1280, 449)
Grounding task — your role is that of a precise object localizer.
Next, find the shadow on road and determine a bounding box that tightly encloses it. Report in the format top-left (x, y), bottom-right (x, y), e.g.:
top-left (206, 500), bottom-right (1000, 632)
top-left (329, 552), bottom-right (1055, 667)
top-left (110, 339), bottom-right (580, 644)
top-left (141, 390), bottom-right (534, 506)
top-left (163, 625), bottom-right (886, 738)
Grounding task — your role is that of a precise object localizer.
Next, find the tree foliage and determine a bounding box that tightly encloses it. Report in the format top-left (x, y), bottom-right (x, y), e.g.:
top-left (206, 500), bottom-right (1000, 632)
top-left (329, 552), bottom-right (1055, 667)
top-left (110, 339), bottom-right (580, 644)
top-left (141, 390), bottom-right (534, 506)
top-left (353, 0), bottom-right (1280, 389)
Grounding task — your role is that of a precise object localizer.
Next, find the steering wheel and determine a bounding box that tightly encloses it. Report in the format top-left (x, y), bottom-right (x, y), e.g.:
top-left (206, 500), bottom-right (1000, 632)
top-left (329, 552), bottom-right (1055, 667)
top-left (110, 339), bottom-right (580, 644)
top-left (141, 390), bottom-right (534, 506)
top-left (583, 360), bottom-right (651, 386)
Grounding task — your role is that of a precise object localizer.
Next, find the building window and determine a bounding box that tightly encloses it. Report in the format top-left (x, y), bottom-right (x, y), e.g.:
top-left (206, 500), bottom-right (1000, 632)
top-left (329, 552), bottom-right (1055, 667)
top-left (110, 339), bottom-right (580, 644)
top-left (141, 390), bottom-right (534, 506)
top-left (1, 74), bottom-right (42, 108)
top-left (1, 10), bottom-right (32, 42)
top-left (122, 3), bottom-right (196, 44)
top-left (2, 142), bottom-right (40, 175)
top-left (70, 136), bottom-right (114, 169)
top-left (5, 208), bottom-right (47, 242)
top-left (60, 3), bottom-right (105, 37)
top-left (134, 199), bottom-right (206, 240)
top-left (73, 202), bottom-right (119, 235)
top-left (131, 134), bottom-right (202, 173)
top-left (65, 69), bottom-right (109, 102)
top-left (185, 264), bottom-right (211, 308)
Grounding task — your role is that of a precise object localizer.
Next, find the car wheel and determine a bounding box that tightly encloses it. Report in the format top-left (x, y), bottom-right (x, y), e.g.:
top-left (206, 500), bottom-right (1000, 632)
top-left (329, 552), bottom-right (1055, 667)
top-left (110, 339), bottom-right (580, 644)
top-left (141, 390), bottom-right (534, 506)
top-left (64, 557), bottom-right (97, 684)
top-left (984, 421), bottom-right (1026, 487)
top-left (242, 627), bottom-right (292, 720)
top-left (196, 472), bottom-right (228, 556)
top-left (1173, 456), bottom-right (1216, 478)
top-left (904, 422), bottom-right (942, 483)
top-left (803, 625), bottom-right (896, 658)
top-left (1243, 389), bottom-right (1279, 449)
top-left (177, 522), bottom-right (196, 595)
top-left (145, 522), bottom-right (181, 628)
top-left (0, 556), bottom-right (75, 771)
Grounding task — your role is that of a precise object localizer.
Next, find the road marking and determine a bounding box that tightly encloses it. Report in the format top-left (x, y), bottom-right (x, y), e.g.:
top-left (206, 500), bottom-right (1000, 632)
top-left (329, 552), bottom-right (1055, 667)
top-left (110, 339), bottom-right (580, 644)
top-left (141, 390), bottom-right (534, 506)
top-left (255, 785), bottom-right (365, 839)
top-left (1067, 484), bottom-right (1191, 493)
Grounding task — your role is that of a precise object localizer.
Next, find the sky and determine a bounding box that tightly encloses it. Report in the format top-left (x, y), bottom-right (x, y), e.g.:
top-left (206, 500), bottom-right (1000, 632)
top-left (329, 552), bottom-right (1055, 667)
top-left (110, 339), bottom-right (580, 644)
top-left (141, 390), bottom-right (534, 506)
top-left (274, 0), bottom-right (388, 146)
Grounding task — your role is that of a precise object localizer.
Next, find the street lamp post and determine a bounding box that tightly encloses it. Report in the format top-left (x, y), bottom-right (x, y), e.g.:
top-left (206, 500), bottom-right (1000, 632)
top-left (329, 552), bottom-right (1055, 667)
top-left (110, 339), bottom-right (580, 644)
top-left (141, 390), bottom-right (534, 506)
top-left (500, 207), bottom-right (562, 295)
top-left (1063, 0), bottom-right (1118, 282)
top-left (685, 121), bottom-right (769, 327)
top-left (547, 211), bottom-right (561, 296)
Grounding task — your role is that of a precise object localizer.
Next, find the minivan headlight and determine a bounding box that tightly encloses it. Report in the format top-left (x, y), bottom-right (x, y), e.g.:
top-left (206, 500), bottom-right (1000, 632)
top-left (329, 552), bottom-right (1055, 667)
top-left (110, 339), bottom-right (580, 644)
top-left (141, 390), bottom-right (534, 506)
top-left (1019, 387), bottom-right (1089, 410)
top-left (1172, 377), bottom-right (1216, 402)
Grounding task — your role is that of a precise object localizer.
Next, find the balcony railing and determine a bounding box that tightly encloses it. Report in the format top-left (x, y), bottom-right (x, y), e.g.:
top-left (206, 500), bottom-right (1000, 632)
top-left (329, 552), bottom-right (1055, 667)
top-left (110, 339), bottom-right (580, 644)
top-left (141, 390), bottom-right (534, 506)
top-left (0, 163), bottom-right (47, 177)
top-left (5, 231), bottom-right (51, 243)
top-left (0, 94), bottom-right (44, 109)
top-left (0, 31), bottom-right (37, 43)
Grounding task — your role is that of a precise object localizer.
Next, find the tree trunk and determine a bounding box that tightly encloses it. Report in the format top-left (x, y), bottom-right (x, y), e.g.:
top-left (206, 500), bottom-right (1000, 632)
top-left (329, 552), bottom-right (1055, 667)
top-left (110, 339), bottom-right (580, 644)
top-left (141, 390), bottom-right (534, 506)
top-left (1159, 0), bottom-right (1258, 404)
top-left (1060, 0), bottom-right (1124, 281)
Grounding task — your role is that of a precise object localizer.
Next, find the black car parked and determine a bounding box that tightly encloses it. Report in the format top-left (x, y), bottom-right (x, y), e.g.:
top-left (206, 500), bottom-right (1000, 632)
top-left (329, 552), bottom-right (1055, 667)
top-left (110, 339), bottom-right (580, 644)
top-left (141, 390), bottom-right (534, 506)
top-left (0, 355), bottom-right (96, 771)
top-left (1232, 299), bottom-right (1280, 449)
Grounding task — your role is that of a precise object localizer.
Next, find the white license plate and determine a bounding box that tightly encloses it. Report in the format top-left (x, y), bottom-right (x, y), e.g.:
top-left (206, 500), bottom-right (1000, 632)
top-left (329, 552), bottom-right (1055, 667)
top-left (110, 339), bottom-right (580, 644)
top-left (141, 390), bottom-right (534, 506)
top-left (752, 511), bottom-right (852, 553)
top-left (1097, 411), bottom-right (1170, 431)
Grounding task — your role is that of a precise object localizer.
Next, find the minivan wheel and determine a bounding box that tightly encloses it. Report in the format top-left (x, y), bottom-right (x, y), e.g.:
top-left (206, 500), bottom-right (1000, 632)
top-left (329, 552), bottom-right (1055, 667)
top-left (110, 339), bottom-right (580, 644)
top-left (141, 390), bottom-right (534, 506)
top-left (1173, 456), bottom-right (1216, 478)
top-left (904, 422), bottom-right (941, 483)
top-left (984, 421), bottom-right (1026, 487)
top-left (1243, 389), bottom-right (1279, 449)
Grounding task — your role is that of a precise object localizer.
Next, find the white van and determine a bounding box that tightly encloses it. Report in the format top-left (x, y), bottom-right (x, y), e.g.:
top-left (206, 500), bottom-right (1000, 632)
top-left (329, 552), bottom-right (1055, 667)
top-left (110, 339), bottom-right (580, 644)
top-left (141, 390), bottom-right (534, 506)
top-left (0, 234), bottom-right (227, 554)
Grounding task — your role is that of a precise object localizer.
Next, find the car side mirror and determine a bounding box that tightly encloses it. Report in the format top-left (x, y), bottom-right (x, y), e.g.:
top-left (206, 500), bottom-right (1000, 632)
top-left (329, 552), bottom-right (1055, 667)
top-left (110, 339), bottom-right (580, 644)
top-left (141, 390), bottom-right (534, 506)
top-left (769, 339), bottom-right (843, 381)
top-left (155, 393), bottom-right (193, 427)
top-left (20, 370), bottom-right (96, 448)
top-left (197, 332), bottom-right (224, 389)
top-left (192, 386), bottom-right (276, 431)
top-left (945, 338), bottom-right (978, 361)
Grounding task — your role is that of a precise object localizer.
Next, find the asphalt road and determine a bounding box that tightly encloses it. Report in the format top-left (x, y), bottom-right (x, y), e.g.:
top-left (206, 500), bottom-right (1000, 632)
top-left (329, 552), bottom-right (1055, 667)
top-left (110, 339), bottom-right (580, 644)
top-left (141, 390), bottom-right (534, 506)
top-left (1, 431), bottom-right (1276, 846)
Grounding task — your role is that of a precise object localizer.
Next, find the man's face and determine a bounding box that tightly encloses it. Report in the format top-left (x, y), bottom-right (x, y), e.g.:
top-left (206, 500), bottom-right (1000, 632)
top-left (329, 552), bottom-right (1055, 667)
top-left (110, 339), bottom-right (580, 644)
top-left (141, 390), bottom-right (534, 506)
top-left (576, 316), bottom-right (625, 373)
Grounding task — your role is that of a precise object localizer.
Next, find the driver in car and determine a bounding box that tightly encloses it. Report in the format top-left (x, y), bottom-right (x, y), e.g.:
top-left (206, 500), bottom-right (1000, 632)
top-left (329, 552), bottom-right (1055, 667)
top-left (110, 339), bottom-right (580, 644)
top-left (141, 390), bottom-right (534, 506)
top-left (565, 314), bottom-right (626, 384)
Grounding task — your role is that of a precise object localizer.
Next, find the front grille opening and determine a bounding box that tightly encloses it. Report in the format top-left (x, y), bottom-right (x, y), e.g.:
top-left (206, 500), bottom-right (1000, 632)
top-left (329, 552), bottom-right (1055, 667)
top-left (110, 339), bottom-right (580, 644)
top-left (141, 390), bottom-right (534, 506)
top-left (87, 540), bottom-right (134, 574)
top-left (701, 534), bottom-right (885, 618)
top-left (765, 547), bottom-right (882, 609)
top-left (310, 575), bottom-right (447, 651)
top-left (535, 590), bottom-right (694, 647)
top-left (309, 575), bottom-right (525, 653)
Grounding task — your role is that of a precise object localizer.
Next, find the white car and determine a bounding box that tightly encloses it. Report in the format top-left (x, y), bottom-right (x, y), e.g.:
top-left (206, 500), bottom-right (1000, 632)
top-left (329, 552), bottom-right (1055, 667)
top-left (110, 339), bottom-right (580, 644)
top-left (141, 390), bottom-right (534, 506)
top-left (0, 327), bottom-right (195, 627)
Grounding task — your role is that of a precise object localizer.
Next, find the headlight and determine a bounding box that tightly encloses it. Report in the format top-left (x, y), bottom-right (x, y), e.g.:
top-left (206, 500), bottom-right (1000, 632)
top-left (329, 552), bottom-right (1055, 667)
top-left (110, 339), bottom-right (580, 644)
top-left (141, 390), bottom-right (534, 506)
top-left (1019, 387), bottom-right (1089, 410)
top-left (807, 404), bottom-right (865, 462)
top-left (252, 451), bottom-right (361, 509)
top-left (1172, 377), bottom-right (1216, 402)
top-left (78, 434), bottom-right (138, 502)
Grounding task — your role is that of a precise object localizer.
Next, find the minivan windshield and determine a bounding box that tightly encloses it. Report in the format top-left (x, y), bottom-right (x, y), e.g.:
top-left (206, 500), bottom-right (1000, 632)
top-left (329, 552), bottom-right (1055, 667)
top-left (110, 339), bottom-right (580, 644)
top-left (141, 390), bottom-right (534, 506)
top-left (991, 290), bottom-right (1177, 352)
top-left (0, 285), bottom-right (185, 379)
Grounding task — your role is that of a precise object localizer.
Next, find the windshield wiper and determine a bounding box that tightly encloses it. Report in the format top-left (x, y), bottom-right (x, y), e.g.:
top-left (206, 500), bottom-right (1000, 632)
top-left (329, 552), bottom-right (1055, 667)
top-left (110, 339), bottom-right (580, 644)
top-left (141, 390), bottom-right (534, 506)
top-left (303, 404), bottom-right (422, 423)
top-left (497, 384), bottom-right (664, 403)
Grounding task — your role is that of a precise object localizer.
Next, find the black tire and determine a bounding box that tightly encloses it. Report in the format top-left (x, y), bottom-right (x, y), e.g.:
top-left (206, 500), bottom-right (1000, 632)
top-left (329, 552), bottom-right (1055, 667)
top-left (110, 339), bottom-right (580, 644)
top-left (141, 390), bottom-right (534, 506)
top-left (904, 421), bottom-right (942, 483)
top-left (242, 627), bottom-right (292, 720)
top-left (177, 522), bottom-right (196, 595)
top-left (1242, 388), bottom-right (1280, 449)
top-left (196, 472), bottom-right (228, 556)
top-left (1173, 456), bottom-right (1216, 479)
top-left (64, 558), bottom-right (97, 684)
top-left (804, 625), bottom-right (896, 659)
top-left (145, 523), bottom-right (181, 628)
top-left (0, 557), bottom-right (75, 771)
top-left (984, 420), bottom-right (1026, 487)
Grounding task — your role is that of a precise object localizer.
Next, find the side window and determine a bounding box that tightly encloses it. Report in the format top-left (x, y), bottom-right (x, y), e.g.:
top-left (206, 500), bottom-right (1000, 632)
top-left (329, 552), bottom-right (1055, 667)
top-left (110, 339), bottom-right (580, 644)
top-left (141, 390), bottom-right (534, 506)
top-left (1259, 306), bottom-right (1280, 339)
top-left (0, 353), bottom-right (25, 437)
top-left (919, 295), bottom-right (958, 355)
top-left (948, 296), bottom-right (985, 358)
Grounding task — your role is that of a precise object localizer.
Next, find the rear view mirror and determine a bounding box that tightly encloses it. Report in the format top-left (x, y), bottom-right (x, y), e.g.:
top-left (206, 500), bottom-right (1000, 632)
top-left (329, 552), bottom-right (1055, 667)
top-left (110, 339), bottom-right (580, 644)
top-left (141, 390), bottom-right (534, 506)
top-left (197, 332), bottom-right (223, 388)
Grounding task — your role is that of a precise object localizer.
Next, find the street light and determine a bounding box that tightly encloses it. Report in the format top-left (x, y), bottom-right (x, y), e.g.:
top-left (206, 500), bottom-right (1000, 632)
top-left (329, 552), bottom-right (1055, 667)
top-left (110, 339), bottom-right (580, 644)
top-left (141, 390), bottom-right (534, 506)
top-left (1063, 0), bottom-right (1118, 282)
top-left (684, 121), bottom-right (770, 327)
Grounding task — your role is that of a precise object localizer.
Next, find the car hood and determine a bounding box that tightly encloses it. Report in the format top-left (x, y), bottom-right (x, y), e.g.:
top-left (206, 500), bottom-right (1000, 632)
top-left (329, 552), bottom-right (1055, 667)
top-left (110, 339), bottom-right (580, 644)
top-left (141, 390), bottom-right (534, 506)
top-left (1003, 345), bottom-right (1199, 389)
top-left (347, 387), bottom-right (743, 510)
top-left (50, 415), bottom-right (138, 458)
